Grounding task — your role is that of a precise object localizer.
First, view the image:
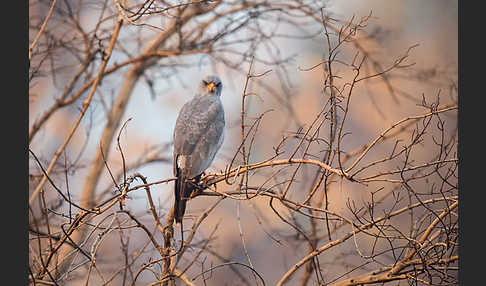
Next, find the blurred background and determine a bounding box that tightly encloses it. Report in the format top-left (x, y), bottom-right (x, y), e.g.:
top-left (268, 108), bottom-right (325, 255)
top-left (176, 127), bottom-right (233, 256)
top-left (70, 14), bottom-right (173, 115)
top-left (29, 0), bottom-right (457, 285)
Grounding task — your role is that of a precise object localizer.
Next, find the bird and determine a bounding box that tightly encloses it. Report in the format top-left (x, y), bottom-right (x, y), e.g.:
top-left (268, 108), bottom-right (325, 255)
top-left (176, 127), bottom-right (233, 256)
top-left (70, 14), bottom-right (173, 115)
top-left (172, 75), bottom-right (225, 223)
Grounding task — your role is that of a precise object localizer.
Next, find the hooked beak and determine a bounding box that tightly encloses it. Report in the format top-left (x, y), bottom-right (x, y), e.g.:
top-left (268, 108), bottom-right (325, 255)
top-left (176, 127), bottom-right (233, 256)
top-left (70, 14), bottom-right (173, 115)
top-left (206, 82), bottom-right (216, 92)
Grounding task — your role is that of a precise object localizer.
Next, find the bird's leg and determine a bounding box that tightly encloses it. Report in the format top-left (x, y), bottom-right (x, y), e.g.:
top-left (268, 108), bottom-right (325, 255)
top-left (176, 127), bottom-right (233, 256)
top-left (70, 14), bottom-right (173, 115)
top-left (188, 172), bottom-right (218, 198)
top-left (188, 174), bottom-right (205, 198)
top-left (200, 171), bottom-right (218, 191)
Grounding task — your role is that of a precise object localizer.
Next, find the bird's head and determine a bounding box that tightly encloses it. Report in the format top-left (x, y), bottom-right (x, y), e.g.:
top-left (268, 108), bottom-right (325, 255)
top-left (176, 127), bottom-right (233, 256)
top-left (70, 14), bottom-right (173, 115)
top-left (199, 75), bottom-right (222, 97)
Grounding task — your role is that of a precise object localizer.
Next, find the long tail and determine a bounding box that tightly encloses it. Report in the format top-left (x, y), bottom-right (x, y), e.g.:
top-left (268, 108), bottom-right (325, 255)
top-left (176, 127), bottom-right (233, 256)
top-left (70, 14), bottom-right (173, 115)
top-left (174, 174), bottom-right (201, 223)
top-left (174, 176), bottom-right (188, 223)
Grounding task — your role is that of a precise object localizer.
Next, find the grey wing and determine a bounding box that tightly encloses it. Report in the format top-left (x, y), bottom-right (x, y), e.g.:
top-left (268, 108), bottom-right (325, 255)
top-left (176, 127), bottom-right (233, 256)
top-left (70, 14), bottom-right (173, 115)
top-left (173, 96), bottom-right (225, 178)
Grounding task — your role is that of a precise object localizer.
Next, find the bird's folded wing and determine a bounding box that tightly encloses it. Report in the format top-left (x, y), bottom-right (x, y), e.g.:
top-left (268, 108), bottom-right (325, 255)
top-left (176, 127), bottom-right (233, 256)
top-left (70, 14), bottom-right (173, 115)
top-left (173, 95), bottom-right (225, 178)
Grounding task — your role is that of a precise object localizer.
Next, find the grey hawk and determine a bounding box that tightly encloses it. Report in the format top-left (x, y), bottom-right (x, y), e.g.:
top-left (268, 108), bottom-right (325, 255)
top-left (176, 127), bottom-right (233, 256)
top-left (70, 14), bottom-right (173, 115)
top-left (172, 75), bottom-right (225, 223)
